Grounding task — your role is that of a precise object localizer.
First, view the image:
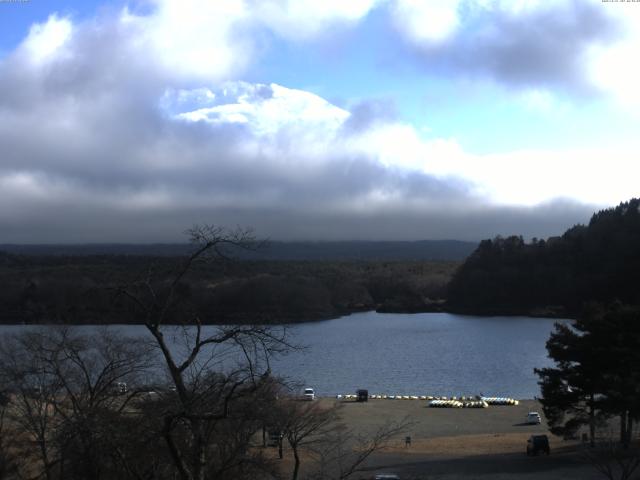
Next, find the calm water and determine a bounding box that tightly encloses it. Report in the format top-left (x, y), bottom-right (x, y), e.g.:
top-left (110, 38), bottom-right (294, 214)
top-left (0, 312), bottom-right (567, 399)
top-left (272, 312), bottom-right (567, 399)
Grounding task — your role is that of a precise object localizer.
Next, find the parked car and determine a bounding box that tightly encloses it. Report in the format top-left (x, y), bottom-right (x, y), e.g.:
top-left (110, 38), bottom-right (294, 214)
top-left (373, 475), bottom-right (400, 480)
top-left (303, 387), bottom-right (315, 401)
top-left (526, 411), bottom-right (542, 424)
top-left (527, 434), bottom-right (550, 456)
top-left (357, 389), bottom-right (369, 402)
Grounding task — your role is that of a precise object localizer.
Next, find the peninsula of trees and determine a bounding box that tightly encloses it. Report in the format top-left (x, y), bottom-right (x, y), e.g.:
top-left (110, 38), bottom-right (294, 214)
top-left (0, 251), bottom-right (459, 325)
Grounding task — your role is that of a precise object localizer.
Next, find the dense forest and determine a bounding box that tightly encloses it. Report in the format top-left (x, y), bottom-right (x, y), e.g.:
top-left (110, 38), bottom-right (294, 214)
top-left (0, 239), bottom-right (476, 261)
top-left (0, 252), bottom-right (458, 324)
top-left (5, 198), bottom-right (640, 324)
top-left (447, 198), bottom-right (640, 316)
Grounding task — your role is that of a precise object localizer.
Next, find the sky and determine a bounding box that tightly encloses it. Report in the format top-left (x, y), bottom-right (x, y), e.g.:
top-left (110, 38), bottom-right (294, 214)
top-left (0, 0), bottom-right (639, 243)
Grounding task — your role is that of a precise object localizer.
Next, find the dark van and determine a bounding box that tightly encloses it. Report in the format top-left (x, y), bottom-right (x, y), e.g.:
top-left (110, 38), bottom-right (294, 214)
top-left (527, 435), bottom-right (550, 456)
top-left (357, 389), bottom-right (369, 402)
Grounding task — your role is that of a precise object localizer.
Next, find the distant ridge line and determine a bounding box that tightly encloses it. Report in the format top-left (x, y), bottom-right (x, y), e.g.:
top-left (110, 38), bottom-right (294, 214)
top-left (0, 240), bottom-right (477, 261)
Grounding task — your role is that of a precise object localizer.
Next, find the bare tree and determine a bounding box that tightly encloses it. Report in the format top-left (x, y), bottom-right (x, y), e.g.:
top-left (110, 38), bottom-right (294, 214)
top-left (0, 390), bottom-right (17, 480)
top-left (0, 330), bottom-right (65, 479)
top-left (275, 400), bottom-right (341, 480)
top-left (307, 416), bottom-right (413, 480)
top-left (268, 395), bottom-right (412, 480)
top-left (582, 425), bottom-right (640, 480)
top-left (114, 225), bottom-right (292, 480)
top-left (0, 327), bottom-right (154, 480)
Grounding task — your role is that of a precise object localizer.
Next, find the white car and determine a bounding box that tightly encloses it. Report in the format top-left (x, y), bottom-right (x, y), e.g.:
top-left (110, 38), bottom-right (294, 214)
top-left (303, 387), bottom-right (315, 401)
top-left (526, 412), bottom-right (542, 424)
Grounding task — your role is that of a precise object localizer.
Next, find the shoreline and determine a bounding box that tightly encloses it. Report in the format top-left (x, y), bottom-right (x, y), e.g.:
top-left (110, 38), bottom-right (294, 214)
top-left (0, 306), bottom-right (574, 326)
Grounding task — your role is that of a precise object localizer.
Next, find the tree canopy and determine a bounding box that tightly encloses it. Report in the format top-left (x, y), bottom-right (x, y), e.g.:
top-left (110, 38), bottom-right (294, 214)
top-left (448, 198), bottom-right (640, 315)
top-left (535, 304), bottom-right (640, 447)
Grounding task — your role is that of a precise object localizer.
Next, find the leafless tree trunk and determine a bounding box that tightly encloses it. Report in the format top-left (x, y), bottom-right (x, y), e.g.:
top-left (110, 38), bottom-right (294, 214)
top-left (276, 400), bottom-right (340, 480)
top-left (308, 416), bottom-right (413, 480)
top-left (582, 426), bottom-right (640, 480)
top-left (0, 327), bottom-right (154, 480)
top-left (0, 330), bottom-right (64, 479)
top-left (590, 393), bottom-right (596, 448)
top-left (271, 395), bottom-right (412, 480)
top-left (0, 391), bottom-right (17, 480)
top-left (114, 224), bottom-right (292, 480)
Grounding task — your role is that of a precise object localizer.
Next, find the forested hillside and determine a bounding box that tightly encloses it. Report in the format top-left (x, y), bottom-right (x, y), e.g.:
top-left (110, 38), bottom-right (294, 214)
top-left (0, 239), bottom-right (476, 261)
top-left (8, 197), bottom-right (640, 324)
top-left (447, 198), bottom-right (640, 316)
top-left (0, 253), bottom-right (457, 324)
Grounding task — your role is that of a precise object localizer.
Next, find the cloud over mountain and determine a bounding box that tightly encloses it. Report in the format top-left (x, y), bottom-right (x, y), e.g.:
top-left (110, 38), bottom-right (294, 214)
top-left (0, 1), bottom-right (634, 242)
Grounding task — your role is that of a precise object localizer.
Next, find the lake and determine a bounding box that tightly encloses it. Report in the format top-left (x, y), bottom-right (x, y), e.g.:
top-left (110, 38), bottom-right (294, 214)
top-left (0, 312), bottom-right (567, 399)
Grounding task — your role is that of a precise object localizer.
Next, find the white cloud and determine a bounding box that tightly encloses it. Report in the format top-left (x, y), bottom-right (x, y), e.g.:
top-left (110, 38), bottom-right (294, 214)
top-left (345, 121), bottom-right (465, 172)
top-left (118, 0), bottom-right (383, 83)
top-left (253, 0), bottom-right (381, 39)
top-left (392, 0), bottom-right (462, 43)
top-left (425, 147), bottom-right (640, 207)
top-left (390, 0), bottom-right (624, 99)
top-left (19, 14), bottom-right (73, 64)
top-left (483, 0), bottom-right (560, 15)
top-left (586, 3), bottom-right (640, 107)
top-left (169, 81), bottom-right (472, 191)
top-left (121, 0), bottom-right (252, 82)
top-left (169, 81), bottom-right (639, 209)
top-left (0, 0), bottom-right (634, 242)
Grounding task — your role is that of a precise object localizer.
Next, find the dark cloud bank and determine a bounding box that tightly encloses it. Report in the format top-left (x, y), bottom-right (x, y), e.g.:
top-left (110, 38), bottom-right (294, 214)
top-left (0, 195), bottom-right (597, 243)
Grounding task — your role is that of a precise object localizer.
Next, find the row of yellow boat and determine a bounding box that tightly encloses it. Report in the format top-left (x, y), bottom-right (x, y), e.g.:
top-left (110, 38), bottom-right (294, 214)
top-left (481, 397), bottom-right (519, 406)
top-left (429, 400), bottom-right (489, 408)
top-left (335, 394), bottom-right (518, 405)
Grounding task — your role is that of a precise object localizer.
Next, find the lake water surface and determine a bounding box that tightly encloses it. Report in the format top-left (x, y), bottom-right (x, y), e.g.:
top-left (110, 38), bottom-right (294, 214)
top-left (271, 312), bottom-right (566, 399)
top-left (0, 312), bottom-right (567, 399)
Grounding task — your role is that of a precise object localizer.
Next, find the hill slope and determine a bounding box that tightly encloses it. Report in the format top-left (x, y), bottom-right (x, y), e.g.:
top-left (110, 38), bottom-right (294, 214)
top-left (447, 198), bottom-right (640, 316)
